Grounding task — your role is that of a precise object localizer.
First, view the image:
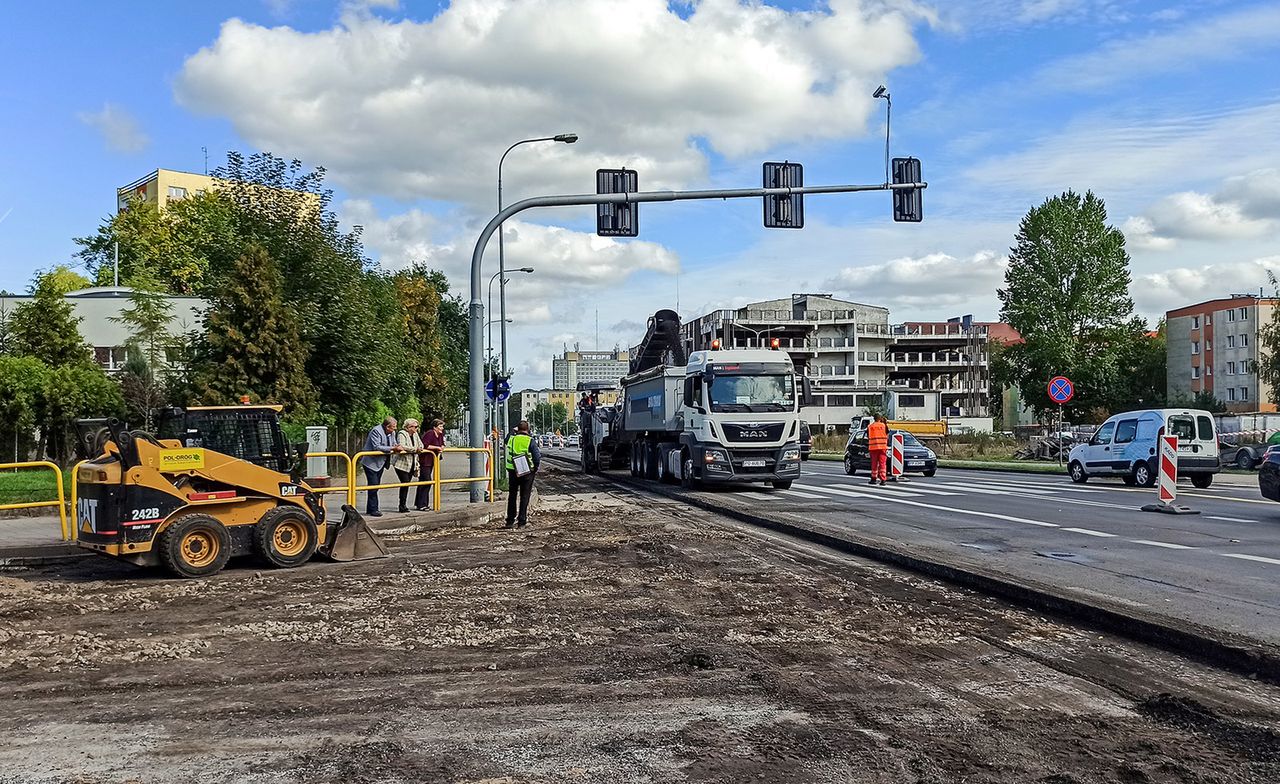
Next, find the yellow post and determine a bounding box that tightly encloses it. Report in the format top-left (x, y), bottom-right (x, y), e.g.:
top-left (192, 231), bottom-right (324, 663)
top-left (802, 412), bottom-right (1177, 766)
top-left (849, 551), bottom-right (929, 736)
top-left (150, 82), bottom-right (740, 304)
top-left (52, 466), bottom-right (67, 541)
top-left (68, 460), bottom-right (88, 541)
top-left (433, 451), bottom-right (442, 511)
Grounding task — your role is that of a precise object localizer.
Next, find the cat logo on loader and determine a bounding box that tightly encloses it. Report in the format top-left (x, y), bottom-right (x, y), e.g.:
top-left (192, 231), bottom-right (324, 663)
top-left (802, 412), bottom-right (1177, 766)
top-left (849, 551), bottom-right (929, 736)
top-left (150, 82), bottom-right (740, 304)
top-left (73, 407), bottom-right (388, 578)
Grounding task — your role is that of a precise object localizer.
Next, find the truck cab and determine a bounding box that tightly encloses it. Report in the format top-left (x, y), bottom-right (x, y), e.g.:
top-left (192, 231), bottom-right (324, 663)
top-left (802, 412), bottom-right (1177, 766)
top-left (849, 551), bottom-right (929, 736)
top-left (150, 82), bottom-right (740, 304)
top-left (670, 348), bottom-right (805, 488)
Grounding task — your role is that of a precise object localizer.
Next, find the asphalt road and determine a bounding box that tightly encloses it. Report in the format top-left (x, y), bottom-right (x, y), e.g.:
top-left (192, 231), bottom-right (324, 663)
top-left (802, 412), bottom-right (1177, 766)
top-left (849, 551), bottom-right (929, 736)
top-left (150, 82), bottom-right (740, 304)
top-left (550, 448), bottom-right (1280, 646)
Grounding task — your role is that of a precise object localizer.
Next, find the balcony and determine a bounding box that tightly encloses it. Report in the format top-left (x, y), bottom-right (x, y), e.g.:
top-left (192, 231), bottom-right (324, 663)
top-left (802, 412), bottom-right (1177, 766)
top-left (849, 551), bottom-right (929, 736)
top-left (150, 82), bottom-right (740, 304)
top-left (889, 351), bottom-right (987, 367)
top-left (891, 324), bottom-right (990, 339)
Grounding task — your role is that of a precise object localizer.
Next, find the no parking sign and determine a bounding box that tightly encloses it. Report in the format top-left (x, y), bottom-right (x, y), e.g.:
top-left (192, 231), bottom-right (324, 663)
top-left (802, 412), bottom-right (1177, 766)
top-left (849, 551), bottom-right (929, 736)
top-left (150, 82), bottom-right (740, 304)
top-left (1047, 376), bottom-right (1074, 405)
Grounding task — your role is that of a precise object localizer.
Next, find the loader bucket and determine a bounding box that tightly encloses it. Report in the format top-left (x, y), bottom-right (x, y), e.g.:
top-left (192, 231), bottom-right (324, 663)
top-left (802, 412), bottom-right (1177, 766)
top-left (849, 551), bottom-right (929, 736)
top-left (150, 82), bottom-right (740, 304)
top-left (324, 505), bottom-right (390, 562)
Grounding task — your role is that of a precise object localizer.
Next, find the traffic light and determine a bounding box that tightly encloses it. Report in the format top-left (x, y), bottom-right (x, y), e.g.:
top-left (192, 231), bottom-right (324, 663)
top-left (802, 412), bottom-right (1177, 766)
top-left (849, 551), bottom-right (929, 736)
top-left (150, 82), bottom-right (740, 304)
top-left (762, 162), bottom-right (804, 228)
top-left (597, 169), bottom-right (638, 237)
top-left (892, 157), bottom-right (923, 222)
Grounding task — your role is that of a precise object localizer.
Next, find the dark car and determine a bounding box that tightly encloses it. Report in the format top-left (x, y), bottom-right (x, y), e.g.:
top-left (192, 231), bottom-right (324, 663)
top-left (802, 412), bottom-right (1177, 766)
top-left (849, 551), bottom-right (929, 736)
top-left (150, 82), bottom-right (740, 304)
top-left (1259, 445), bottom-right (1280, 501)
top-left (799, 420), bottom-right (812, 461)
top-left (843, 428), bottom-right (937, 477)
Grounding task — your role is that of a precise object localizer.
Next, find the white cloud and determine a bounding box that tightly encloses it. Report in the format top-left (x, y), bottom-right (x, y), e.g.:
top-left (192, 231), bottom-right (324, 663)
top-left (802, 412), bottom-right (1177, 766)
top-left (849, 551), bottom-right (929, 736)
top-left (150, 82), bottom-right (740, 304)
top-left (1121, 169), bottom-right (1280, 250)
top-left (176, 0), bottom-right (928, 206)
top-left (1134, 256), bottom-right (1280, 317)
top-left (77, 103), bottom-right (149, 153)
top-left (342, 198), bottom-right (680, 304)
top-left (824, 250), bottom-right (1008, 312)
top-left (1027, 4), bottom-right (1280, 93)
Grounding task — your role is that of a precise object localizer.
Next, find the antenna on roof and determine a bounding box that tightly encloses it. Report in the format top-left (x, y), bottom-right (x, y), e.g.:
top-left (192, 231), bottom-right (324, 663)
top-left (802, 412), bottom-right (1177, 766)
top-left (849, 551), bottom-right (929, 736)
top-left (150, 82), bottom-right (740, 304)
top-left (202, 146), bottom-right (208, 175)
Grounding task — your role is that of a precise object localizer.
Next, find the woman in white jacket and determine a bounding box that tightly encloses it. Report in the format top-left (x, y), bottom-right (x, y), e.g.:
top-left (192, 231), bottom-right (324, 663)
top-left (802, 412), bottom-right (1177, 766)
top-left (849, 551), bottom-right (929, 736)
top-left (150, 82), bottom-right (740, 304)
top-left (392, 419), bottom-right (425, 513)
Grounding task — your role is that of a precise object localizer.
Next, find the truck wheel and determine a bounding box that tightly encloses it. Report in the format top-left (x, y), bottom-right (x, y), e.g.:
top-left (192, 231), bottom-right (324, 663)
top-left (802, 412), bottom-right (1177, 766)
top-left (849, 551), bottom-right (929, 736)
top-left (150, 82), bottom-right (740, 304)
top-left (158, 513), bottom-right (231, 578)
top-left (255, 506), bottom-right (319, 568)
top-left (655, 448), bottom-right (670, 483)
top-left (630, 445), bottom-right (641, 477)
top-left (1190, 474), bottom-right (1213, 489)
top-left (771, 480), bottom-right (793, 490)
top-left (681, 453), bottom-right (703, 490)
top-left (645, 444), bottom-right (660, 480)
top-left (843, 454), bottom-right (857, 476)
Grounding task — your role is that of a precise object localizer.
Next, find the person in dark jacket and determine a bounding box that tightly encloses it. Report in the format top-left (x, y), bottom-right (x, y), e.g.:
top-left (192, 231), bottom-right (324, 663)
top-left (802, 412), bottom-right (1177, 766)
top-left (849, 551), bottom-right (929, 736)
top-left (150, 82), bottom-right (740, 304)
top-left (360, 417), bottom-right (403, 517)
top-left (415, 419), bottom-right (446, 511)
top-left (504, 420), bottom-right (541, 529)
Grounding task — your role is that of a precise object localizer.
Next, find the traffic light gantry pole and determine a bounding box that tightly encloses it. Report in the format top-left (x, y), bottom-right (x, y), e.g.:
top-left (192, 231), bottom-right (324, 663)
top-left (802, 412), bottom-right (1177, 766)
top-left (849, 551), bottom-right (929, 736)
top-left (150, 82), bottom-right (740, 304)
top-left (465, 178), bottom-right (927, 501)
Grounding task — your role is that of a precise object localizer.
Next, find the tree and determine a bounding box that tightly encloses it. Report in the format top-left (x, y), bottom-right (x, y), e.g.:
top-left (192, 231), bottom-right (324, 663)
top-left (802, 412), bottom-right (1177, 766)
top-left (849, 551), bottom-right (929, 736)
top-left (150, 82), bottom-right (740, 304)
top-left (188, 244), bottom-right (316, 413)
top-left (39, 363), bottom-right (125, 463)
top-left (1255, 271), bottom-right (1280, 406)
top-left (8, 272), bottom-right (92, 367)
top-left (34, 264), bottom-right (91, 295)
top-left (996, 190), bottom-right (1134, 421)
top-left (112, 267), bottom-right (176, 429)
top-left (0, 356), bottom-right (50, 461)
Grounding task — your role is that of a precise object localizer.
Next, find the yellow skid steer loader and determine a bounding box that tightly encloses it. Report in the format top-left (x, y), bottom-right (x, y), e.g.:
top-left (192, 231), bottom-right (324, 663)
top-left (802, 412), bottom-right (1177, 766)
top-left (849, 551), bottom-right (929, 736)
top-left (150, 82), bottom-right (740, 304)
top-left (74, 406), bottom-right (387, 578)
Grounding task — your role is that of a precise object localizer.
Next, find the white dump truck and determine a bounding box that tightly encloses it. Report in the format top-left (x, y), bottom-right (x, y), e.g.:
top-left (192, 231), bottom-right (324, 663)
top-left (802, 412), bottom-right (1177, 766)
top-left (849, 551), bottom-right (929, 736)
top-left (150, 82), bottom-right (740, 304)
top-left (580, 309), bottom-right (810, 489)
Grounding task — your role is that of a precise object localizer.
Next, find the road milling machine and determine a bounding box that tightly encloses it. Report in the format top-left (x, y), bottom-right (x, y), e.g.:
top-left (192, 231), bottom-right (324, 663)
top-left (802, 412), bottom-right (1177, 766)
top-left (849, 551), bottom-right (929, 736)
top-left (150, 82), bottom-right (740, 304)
top-left (73, 405), bottom-right (388, 578)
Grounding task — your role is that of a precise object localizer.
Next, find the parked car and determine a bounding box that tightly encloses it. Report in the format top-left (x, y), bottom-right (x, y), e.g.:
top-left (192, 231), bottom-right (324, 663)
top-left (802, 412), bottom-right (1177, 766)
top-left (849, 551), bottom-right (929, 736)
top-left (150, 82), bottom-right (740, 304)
top-left (1067, 408), bottom-right (1219, 488)
top-left (799, 420), bottom-right (812, 461)
top-left (567, 434), bottom-right (580, 447)
top-left (843, 428), bottom-right (937, 477)
top-left (1259, 445), bottom-right (1280, 501)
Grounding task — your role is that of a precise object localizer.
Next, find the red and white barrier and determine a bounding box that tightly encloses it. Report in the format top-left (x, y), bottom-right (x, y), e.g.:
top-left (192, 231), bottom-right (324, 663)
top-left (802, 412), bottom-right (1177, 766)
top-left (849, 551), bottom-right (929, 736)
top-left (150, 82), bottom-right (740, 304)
top-left (890, 432), bottom-right (905, 480)
top-left (1141, 434), bottom-right (1199, 515)
top-left (1157, 435), bottom-right (1178, 506)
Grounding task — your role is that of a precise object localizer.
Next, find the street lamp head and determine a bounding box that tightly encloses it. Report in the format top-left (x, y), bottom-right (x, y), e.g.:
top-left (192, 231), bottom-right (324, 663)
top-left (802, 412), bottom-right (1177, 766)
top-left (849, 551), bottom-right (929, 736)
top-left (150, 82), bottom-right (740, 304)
top-left (553, 133), bottom-right (579, 144)
top-left (518, 267), bottom-right (535, 273)
top-left (873, 85), bottom-right (888, 99)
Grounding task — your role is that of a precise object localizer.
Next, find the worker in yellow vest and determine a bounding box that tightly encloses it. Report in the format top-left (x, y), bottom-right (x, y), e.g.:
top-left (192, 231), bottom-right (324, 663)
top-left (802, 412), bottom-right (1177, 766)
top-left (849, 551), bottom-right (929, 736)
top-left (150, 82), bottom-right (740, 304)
top-left (504, 420), bottom-right (542, 529)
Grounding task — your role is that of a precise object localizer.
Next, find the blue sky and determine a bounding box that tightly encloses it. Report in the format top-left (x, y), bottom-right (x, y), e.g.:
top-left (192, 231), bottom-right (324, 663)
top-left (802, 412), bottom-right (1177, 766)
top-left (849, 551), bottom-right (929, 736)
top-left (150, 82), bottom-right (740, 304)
top-left (4, 0), bottom-right (1279, 388)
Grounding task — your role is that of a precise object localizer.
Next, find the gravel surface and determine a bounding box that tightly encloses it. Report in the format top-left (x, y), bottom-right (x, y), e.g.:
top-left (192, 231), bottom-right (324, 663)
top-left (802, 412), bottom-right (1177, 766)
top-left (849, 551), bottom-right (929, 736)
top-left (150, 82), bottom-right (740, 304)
top-left (0, 465), bottom-right (1278, 783)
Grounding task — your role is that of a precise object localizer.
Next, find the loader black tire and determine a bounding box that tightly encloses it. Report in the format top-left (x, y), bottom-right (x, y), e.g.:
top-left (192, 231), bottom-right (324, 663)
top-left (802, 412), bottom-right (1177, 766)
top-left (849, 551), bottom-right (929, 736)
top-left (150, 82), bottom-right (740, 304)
top-left (255, 506), bottom-right (319, 568)
top-left (159, 513), bottom-right (231, 578)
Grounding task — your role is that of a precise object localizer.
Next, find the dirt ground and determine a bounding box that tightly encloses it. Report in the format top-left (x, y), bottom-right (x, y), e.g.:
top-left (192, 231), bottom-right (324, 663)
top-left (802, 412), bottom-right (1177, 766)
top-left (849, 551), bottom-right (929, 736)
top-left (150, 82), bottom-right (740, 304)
top-left (1, 464), bottom-right (1278, 783)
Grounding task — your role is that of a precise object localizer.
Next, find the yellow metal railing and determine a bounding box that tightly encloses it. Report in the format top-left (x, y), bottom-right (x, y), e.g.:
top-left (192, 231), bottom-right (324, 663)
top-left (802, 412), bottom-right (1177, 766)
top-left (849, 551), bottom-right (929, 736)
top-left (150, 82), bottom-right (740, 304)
top-left (303, 451), bottom-right (354, 501)
top-left (348, 447), bottom-right (493, 508)
top-left (0, 461), bottom-right (69, 541)
top-left (68, 460), bottom-right (88, 540)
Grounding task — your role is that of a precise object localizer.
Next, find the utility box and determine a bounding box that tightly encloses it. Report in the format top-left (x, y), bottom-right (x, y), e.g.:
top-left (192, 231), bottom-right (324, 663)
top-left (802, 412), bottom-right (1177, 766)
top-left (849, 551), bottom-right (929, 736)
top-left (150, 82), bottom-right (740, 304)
top-left (305, 426), bottom-right (329, 482)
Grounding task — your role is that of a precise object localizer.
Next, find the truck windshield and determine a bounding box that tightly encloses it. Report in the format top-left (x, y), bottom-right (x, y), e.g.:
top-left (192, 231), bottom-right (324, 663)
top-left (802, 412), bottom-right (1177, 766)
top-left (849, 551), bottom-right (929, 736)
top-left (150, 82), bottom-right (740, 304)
top-left (709, 374), bottom-right (794, 412)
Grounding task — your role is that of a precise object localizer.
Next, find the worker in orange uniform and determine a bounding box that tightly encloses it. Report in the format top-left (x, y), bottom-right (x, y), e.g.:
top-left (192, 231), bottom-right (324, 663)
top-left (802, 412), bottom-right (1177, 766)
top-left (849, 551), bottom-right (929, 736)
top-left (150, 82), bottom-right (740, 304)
top-left (867, 414), bottom-right (889, 486)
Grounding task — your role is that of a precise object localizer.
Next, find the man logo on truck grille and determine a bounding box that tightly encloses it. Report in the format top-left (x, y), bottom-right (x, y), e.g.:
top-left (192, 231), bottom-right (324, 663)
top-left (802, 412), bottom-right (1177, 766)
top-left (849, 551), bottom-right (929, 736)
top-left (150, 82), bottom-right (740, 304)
top-left (740, 431), bottom-right (768, 438)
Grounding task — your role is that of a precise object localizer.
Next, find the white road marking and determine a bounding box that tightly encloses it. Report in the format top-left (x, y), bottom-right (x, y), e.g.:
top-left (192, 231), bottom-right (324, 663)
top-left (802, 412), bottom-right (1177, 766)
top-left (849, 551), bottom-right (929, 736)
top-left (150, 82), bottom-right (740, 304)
top-left (1221, 553), bottom-right (1280, 566)
top-left (796, 483), bottom-right (1061, 528)
top-left (1207, 516), bottom-right (1259, 524)
top-left (1130, 539), bottom-right (1197, 550)
top-left (1062, 527), bottom-right (1118, 538)
top-left (781, 489), bottom-right (830, 500)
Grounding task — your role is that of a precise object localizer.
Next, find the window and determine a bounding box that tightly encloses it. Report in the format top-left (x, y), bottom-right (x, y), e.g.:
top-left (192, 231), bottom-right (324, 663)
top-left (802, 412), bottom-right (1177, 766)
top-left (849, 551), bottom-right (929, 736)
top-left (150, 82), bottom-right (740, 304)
top-left (827, 394), bottom-right (854, 407)
top-left (167, 186), bottom-right (188, 200)
top-left (1241, 386), bottom-right (1249, 401)
top-left (1092, 422), bottom-right (1116, 444)
top-left (854, 394), bottom-right (881, 407)
top-left (1192, 316), bottom-right (1200, 329)
top-left (1227, 362), bottom-right (1236, 375)
top-left (1240, 307), bottom-right (1249, 320)
top-left (1228, 309), bottom-right (1237, 322)
top-left (1192, 367), bottom-right (1200, 379)
top-left (1169, 415), bottom-right (1196, 439)
top-left (1228, 388), bottom-right (1237, 401)
top-left (1228, 335), bottom-right (1236, 348)
top-left (1191, 342), bottom-right (1199, 354)
top-left (1207, 365), bottom-right (1212, 376)
top-left (1114, 419), bottom-right (1138, 444)
top-left (899, 394), bottom-right (926, 408)
top-left (1197, 415), bottom-right (1215, 441)
top-left (1242, 334), bottom-right (1250, 347)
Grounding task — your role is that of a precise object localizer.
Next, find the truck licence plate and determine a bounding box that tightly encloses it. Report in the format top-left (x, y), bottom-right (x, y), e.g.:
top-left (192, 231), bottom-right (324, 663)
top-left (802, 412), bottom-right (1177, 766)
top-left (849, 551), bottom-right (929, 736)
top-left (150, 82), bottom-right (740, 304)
top-left (744, 459), bottom-right (767, 468)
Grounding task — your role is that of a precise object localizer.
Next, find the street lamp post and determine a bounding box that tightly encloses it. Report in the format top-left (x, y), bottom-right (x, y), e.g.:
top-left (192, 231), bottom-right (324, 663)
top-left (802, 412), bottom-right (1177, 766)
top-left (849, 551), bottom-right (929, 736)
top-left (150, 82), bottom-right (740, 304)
top-left (497, 133), bottom-right (577, 431)
top-left (733, 323), bottom-right (773, 348)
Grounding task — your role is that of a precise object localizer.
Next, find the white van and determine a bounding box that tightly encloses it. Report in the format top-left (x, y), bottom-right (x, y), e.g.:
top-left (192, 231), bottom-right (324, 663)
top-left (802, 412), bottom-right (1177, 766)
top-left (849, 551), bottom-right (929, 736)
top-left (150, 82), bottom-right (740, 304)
top-left (1067, 408), bottom-right (1219, 488)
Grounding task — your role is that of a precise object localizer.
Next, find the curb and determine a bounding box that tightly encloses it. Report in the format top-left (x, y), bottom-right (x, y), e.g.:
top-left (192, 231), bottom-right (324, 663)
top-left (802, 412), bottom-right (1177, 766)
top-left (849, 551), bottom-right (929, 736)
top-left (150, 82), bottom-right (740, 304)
top-left (365, 502), bottom-right (505, 536)
top-left (0, 542), bottom-right (90, 567)
top-left (543, 454), bottom-right (1280, 686)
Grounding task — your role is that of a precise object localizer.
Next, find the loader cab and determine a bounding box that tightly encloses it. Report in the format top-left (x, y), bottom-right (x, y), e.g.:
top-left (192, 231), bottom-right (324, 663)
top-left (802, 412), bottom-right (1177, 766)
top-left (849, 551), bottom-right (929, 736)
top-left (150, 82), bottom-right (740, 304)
top-left (159, 405), bottom-right (298, 475)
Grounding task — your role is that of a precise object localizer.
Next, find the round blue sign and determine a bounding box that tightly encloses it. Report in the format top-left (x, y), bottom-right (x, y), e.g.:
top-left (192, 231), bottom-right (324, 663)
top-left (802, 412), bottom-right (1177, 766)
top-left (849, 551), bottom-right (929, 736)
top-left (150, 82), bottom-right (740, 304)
top-left (1047, 376), bottom-right (1074, 404)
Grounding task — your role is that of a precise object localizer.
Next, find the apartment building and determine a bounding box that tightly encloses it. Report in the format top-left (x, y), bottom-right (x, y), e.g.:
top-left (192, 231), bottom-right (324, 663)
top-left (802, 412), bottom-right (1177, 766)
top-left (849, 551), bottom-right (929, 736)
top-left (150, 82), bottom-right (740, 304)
top-left (1167, 295), bottom-right (1278, 412)
top-left (118, 168), bottom-right (322, 214)
top-left (551, 348), bottom-right (630, 389)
